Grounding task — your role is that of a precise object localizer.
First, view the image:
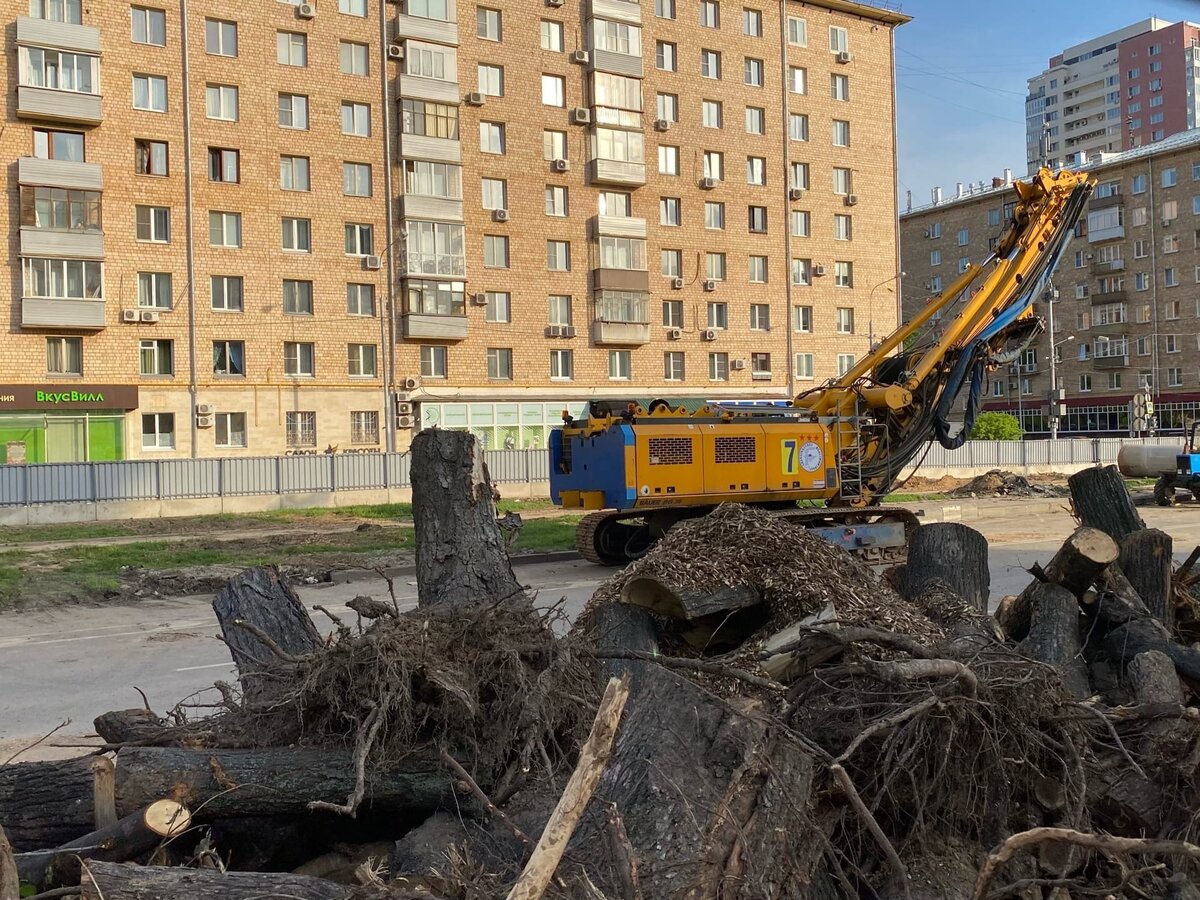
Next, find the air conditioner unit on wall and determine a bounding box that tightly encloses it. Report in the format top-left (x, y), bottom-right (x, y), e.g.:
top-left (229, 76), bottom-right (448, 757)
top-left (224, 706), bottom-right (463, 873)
top-left (731, 359), bottom-right (746, 371)
top-left (701, 328), bottom-right (717, 341)
top-left (397, 415), bottom-right (414, 429)
top-left (836, 51), bottom-right (853, 64)
top-left (671, 277), bottom-right (684, 290)
top-left (387, 44), bottom-right (404, 60)
top-left (122, 309), bottom-right (138, 323)
top-left (700, 177), bottom-right (717, 190)
top-left (546, 0), bottom-right (565, 7)
top-left (470, 292), bottom-right (488, 306)
top-left (196, 403), bottom-right (214, 416)
top-left (364, 255), bottom-right (382, 270)
top-left (404, 376), bottom-right (421, 390)
top-left (703, 279), bottom-right (716, 292)
top-left (667, 327), bottom-right (682, 340)
top-left (492, 208), bottom-right (510, 222)
top-left (813, 264), bottom-right (827, 277)
top-left (654, 119), bottom-right (671, 132)
top-left (140, 309), bottom-right (160, 323)
top-left (571, 50), bottom-right (590, 65)
top-left (465, 92), bottom-right (486, 106)
top-left (196, 415), bottom-right (215, 428)
top-left (552, 158), bottom-right (570, 172)
top-left (789, 188), bottom-right (804, 201)
top-left (395, 401), bottom-right (413, 416)
top-left (844, 194), bottom-right (859, 206)
top-left (297, 2), bottom-right (315, 18)
top-left (569, 107), bottom-right (591, 124)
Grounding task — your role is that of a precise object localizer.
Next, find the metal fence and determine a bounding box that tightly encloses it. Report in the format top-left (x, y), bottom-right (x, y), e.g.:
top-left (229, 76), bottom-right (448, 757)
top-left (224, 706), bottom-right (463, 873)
top-left (0, 438), bottom-right (1180, 507)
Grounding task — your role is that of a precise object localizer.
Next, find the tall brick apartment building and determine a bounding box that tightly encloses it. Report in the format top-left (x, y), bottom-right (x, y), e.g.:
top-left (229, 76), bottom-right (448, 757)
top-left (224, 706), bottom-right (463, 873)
top-left (3, 0), bottom-right (907, 462)
top-left (900, 130), bottom-right (1200, 437)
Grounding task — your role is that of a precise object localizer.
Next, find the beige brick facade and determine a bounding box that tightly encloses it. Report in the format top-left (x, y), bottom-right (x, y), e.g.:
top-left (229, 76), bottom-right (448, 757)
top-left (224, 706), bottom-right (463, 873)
top-left (2, 0), bottom-right (906, 462)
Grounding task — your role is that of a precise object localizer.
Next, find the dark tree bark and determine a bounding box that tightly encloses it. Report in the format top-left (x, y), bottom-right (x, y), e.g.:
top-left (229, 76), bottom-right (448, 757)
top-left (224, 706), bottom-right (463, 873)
top-left (0, 756), bottom-right (104, 851)
top-left (997, 527), bottom-right (1119, 642)
top-left (1119, 528), bottom-right (1174, 629)
top-left (1068, 465), bottom-right (1145, 541)
top-left (587, 602), bottom-right (659, 690)
top-left (16, 800), bottom-right (191, 889)
top-left (93, 709), bottom-right (170, 746)
top-left (620, 576), bottom-right (760, 621)
top-left (1017, 583), bottom-right (1092, 699)
top-left (81, 860), bottom-right (351, 900)
top-left (113, 746), bottom-right (449, 819)
top-left (900, 522), bottom-right (990, 613)
top-left (410, 429), bottom-right (524, 608)
top-left (212, 566), bottom-right (322, 699)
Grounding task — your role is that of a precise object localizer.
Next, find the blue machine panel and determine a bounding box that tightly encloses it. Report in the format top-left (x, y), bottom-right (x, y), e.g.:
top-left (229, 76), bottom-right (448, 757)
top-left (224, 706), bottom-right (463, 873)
top-left (550, 425), bottom-right (635, 509)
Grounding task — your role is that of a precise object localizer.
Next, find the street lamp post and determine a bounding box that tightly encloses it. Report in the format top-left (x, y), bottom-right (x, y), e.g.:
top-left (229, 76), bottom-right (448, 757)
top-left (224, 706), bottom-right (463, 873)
top-left (868, 271), bottom-right (906, 350)
top-left (1046, 284), bottom-right (1060, 439)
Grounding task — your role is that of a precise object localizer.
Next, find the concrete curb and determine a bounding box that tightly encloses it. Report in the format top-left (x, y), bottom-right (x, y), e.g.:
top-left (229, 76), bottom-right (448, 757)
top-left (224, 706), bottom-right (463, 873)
top-left (327, 549), bottom-right (582, 586)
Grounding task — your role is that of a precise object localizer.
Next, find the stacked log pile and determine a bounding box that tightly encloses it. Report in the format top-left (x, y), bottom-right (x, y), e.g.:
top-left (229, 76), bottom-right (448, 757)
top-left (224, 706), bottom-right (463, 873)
top-left (5, 452), bottom-right (1200, 898)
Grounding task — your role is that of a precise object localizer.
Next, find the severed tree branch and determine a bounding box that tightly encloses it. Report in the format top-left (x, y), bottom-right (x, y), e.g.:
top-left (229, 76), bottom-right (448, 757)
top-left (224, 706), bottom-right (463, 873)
top-left (830, 764), bottom-right (910, 900)
top-left (439, 746), bottom-right (532, 849)
top-left (231, 619), bottom-right (310, 664)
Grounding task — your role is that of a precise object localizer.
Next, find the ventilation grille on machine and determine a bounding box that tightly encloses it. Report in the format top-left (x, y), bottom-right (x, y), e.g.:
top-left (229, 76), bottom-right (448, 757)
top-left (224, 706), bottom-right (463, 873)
top-left (647, 437), bottom-right (693, 466)
top-left (714, 436), bottom-right (757, 464)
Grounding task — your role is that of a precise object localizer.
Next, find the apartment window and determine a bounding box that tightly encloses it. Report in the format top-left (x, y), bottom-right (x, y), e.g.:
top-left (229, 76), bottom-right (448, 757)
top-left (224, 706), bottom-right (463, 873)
top-left (477, 6), bottom-right (501, 40)
top-left (480, 121), bottom-right (505, 154)
top-left (31, 0), bottom-right (82, 24)
top-left (47, 336), bottom-right (82, 375)
top-left (700, 0), bottom-right (719, 27)
top-left (706, 253), bottom-right (726, 280)
top-left (834, 261), bottom-right (853, 288)
top-left (208, 147), bottom-right (238, 183)
top-left (988, 208), bottom-right (1001, 227)
top-left (1166, 334), bottom-right (1180, 354)
top-left (832, 120), bottom-right (850, 147)
top-left (794, 305), bottom-right (812, 332)
top-left (656, 41), bottom-right (677, 71)
top-left (277, 31), bottom-right (307, 66)
top-left (1166, 300), bottom-right (1181, 320)
top-left (486, 348), bottom-right (513, 380)
top-left (788, 16), bottom-right (807, 45)
top-left (550, 349), bottom-right (573, 381)
top-left (1131, 174), bottom-right (1147, 194)
top-left (829, 25), bottom-right (848, 53)
top-left (1078, 374), bottom-right (1091, 392)
top-left (744, 57), bottom-right (764, 87)
top-left (659, 351), bottom-right (684, 382)
top-left (748, 257), bottom-right (768, 284)
top-left (662, 299), bottom-right (683, 327)
top-left (600, 192), bottom-right (630, 216)
top-left (204, 18), bottom-right (236, 56)
top-left (348, 344), bottom-right (377, 378)
top-left (33, 128), bottom-right (83, 161)
top-left (655, 0), bottom-right (676, 17)
top-left (135, 205), bottom-right (169, 242)
top-left (543, 130), bottom-right (567, 161)
top-left (660, 197), bottom-right (681, 226)
top-left (609, 350), bottom-right (631, 381)
top-left (478, 64), bottom-right (504, 97)
top-left (339, 0), bottom-right (367, 15)
top-left (956, 228), bottom-right (970, 246)
top-left (142, 413), bottom-right (175, 449)
top-left (205, 84), bottom-right (237, 121)
top-left (279, 93), bottom-right (309, 129)
top-left (749, 302), bottom-right (770, 328)
top-left (703, 152), bottom-right (723, 181)
top-left (795, 352), bottom-right (814, 379)
top-left (705, 201), bottom-right (725, 230)
top-left (284, 342), bottom-right (315, 377)
top-left (831, 73), bottom-right (849, 101)
top-left (407, 279), bottom-right (465, 317)
top-left (541, 20), bottom-right (564, 52)
top-left (1168, 367), bottom-right (1184, 388)
top-left (343, 162), bottom-right (372, 197)
top-left (599, 237), bottom-right (647, 271)
top-left (789, 66), bottom-right (807, 94)
top-left (401, 99), bottom-right (459, 139)
top-left (791, 163), bottom-right (810, 190)
top-left (133, 74), bottom-right (167, 111)
top-left (338, 101), bottom-right (370, 137)
top-left (834, 214), bottom-right (852, 241)
top-left (958, 257), bottom-right (970, 273)
top-left (280, 156), bottom-right (310, 191)
top-left (709, 352), bottom-right (729, 381)
top-left (701, 49), bottom-right (721, 79)
top-left (340, 41), bottom-right (369, 76)
top-left (549, 295), bottom-right (572, 326)
top-left (281, 218), bottom-right (311, 253)
top-left (344, 223), bottom-right (374, 256)
top-left (284, 411), bottom-right (316, 448)
top-left (657, 93), bottom-right (679, 122)
top-left (931, 249), bottom-right (942, 266)
top-left (791, 258), bottom-right (811, 285)
top-left (22, 258), bottom-right (102, 301)
top-left (485, 291), bottom-right (511, 323)
top-left (212, 341), bottom-right (245, 377)
top-left (1165, 267), bottom-right (1179, 287)
top-left (541, 74), bottom-right (565, 107)
top-left (659, 145), bottom-right (680, 175)
top-left (791, 210), bottom-right (810, 237)
top-left (139, 339), bottom-right (173, 376)
top-left (749, 206), bottom-right (768, 233)
top-left (211, 276), bottom-right (243, 312)
top-left (547, 241), bottom-right (570, 271)
top-left (282, 279), bottom-right (313, 314)
top-left (1162, 201), bottom-right (1177, 223)
top-left (481, 178), bottom-right (508, 210)
top-left (215, 412), bottom-right (247, 448)
top-left (750, 353), bottom-right (771, 377)
top-left (1134, 272), bottom-right (1150, 292)
top-left (209, 211), bottom-right (241, 248)
top-left (836, 307), bottom-right (854, 333)
top-left (131, 6), bottom-right (166, 45)
top-left (484, 235), bottom-right (509, 268)
top-left (707, 301), bottom-right (728, 329)
top-left (702, 100), bottom-right (723, 128)
top-left (746, 157), bottom-right (766, 185)
top-left (137, 272), bottom-right (171, 309)
top-left (135, 139), bottom-right (168, 176)
top-left (1109, 373), bottom-right (1122, 390)
top-left (661, 249), bottom-right (682, 277)
top-left (837, 354), bottom-right (856, 376)
top-left (745, 106), bottom-right (765, 134)
top-left (1164, 168), bottom-right (1178, 188)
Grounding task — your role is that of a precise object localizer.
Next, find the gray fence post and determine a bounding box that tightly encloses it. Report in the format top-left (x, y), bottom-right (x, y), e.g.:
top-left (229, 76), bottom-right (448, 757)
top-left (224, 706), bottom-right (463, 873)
top-left (329, 453), bottom-right (337, 494)
top-left (276, 456), bottom-right (283, 494)
top-left (217, 457), bottom-right (225, 497)
top-left (23, 464), bottom-right (31, 507)
top-left (90, 463), bottom-right (98, 503)
top-left (155, 459), bottom-right (163, 500)
top-left (381, 452), bottom-right (389, 490)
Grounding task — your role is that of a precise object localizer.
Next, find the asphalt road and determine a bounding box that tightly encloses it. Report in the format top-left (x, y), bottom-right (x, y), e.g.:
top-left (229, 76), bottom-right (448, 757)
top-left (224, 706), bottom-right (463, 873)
top-left (5, 501), bottom-right (1200, 758)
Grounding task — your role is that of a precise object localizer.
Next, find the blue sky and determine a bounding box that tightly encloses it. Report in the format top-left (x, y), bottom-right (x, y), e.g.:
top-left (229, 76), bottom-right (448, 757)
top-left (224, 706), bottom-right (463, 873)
top-left (895, 0), bottom-right (1200, 207)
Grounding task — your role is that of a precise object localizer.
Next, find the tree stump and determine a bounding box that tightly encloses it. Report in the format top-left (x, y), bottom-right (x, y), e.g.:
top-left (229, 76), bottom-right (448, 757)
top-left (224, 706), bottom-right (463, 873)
top-left (80, 860), bottom-right (352, 900)
top-left (410, 429), bottom-right (524, 608)
top-left (900, 523), bottom-right (990, 613)
top-left (1068, 465), bottom-right (1144, 541)
top-left (587, 602), bottom-right (659, 691)
top-left (1119, 528), bottom-right (1174, 629)
top-left (212, 566), bottom-right (322, 699)
top-left (1018, 583), bottom-right (1091, 699)
top-left (0, 756), bottom-right (103, 851)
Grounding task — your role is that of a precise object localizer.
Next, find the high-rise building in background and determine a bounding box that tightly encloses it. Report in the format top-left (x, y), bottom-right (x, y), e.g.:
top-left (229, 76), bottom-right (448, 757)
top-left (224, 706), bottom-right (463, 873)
top-left (1024, 17), bottom-right (1200, 173)
top-left (1, 0), bottom-right (908, 463)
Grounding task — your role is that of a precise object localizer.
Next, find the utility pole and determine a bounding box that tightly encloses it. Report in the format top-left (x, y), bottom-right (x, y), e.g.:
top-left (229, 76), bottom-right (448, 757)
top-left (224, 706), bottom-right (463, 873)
top-left (1046, 282), bottom-right (1059, 439)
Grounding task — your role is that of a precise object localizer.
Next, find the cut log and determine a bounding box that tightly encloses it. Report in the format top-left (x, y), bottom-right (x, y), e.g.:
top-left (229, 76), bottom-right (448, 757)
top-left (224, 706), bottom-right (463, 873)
top-left (900, 523), bottom-right (990, 613)
top-left (997, 527), bottom-right (1118, 643)
top-left (93, 708), bottom-right (169, 745)
top-left (1018, 583), bottom-right (1091, 699)
top-left (212, 566), bottom-right (322, 699)
top-left (0, 756), bottom-right (99, 851)
top-left (114, 746), bottom-right (449, 819)
top-left (81, 860), bottom-right (352, 899)
top-left (760, 603), bottom-right (841, 683)
top-left (0, 827), bottom-right (16, 900)
top-left (587, 602), bottom-right (659, 690)
top-left (410, 428), bottom-right (525, 608)
top-left (1119, 528), bottom-right (1174, 629)
top-left (16, 799), bottom-right (191, 889)
top-left (1128, 650), bottom-right (1192, 756)
top-left (1068, 465), bottom-right (1145, 541)
top-left (620, 576), bottom-right (759, 621)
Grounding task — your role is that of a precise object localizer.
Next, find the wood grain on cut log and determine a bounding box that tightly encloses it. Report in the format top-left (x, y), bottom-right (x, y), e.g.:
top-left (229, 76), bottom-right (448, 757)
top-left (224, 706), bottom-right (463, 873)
top-left (0, 756), bottom-right (99, 850)
top-left (997, 527), bottom-right (1118, 643)
top-left (1068, 465), bottom-right (1145, 541)
top-left (900, 523), bottom-right (990, 613)
top-left (1119, 528), bottom-right (1174, 629)
top-left (620, 576), bottom-right (760, 621)
top-left (80, 860), bottom-right (352, 900)
top-left (1127, 650), bottom-right (1191, 758)
top-left (410, 428), bottom-right (525, 608)
top-left (1018, 582), bottom-right (1092, 699)
top-left (212, 566), bottom-right (322, 698)
top-left (113, 746), bottom-right (449, 819)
